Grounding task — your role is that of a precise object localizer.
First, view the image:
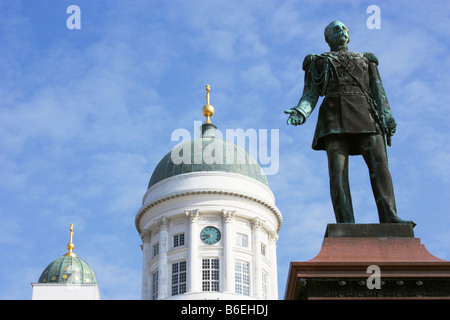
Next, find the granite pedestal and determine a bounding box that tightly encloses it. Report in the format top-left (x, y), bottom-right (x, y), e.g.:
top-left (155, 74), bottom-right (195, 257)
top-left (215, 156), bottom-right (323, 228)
top-left (285, 224), bottom-right (450, 299)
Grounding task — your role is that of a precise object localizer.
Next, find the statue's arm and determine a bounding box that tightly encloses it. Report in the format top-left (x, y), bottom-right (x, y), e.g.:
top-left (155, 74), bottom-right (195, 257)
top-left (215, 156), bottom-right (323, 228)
top-left (285, 54), bottom-right (320, 125)
top-left (365, 52), bottom-right (397, 145)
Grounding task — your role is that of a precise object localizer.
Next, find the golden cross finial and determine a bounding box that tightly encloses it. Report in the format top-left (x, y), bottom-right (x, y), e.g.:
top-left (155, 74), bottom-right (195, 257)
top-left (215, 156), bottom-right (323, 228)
top-left (206, 84), bottom-right (211, 103)
top-left (202, 84), bottom-right (215, 124)
top-left (64, 223), bottom-right (77, 257)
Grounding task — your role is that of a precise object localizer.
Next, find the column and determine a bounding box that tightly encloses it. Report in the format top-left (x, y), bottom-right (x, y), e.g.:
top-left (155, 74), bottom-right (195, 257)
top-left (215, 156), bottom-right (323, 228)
top-left (251, 217), bottom-right (263, 299)
top-left (268, 231), bottom-right (279, 300)
top-left (140, 229), bottom-right (152, 300)
top-left (186, 209), bottom-right (200, 293)
top-left (157, 216), bottom-right (170, 299)
top-left (221, 209), bottom-right (236, 294)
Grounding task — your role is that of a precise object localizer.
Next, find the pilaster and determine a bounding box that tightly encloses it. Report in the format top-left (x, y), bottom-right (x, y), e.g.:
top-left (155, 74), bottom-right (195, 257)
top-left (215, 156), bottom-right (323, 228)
top-left (251, 217), bottom-right (263, 299)
top-left (157, 216), bottom-right (170, 299)
top-left (222, 209), bottom-right (236, 293)
top-left (140, 229), bottom-right (152, 300)
top-left (268, 231), bottom-right (279, 299)
top-left (186, 209), bottom-right (200, 293)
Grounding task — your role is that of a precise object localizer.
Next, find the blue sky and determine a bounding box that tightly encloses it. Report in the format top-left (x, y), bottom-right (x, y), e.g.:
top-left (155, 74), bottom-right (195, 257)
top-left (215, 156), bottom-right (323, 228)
top-left (1, 0), bottom-right (449, 300)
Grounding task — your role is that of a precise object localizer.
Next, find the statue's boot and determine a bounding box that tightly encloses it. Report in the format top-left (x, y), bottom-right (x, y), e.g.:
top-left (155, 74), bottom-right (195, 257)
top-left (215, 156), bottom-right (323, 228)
top-left (376, 199), bottom-right (416, 227)
top-left (384, 215), bottom-right (417, 228)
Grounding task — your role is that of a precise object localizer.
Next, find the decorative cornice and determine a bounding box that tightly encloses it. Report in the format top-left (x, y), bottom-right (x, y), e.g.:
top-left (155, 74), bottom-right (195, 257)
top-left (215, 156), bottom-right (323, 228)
top-left (135, 190), bottom-right (282, 234)
top-left (144, 171), bottom-right (275, 205)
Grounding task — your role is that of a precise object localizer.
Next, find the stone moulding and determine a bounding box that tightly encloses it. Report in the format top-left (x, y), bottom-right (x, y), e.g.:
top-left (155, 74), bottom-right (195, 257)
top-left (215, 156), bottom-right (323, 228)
top-left (135, 189), bottom-right (283, 235)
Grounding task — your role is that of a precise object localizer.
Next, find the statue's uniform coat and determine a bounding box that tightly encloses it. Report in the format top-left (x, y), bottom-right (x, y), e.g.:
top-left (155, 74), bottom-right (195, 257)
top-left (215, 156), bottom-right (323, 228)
top-left (294, 48), bottom-right (393, 155)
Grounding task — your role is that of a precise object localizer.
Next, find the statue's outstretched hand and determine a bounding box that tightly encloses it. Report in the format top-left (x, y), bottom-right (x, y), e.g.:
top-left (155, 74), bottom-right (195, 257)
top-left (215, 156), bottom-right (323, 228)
top-left (284, 109), bottom-right (305, 126)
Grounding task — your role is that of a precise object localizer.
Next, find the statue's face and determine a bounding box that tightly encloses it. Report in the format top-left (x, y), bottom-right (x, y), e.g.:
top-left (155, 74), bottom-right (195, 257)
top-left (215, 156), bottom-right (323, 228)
top-left (326, 21), bottom-right (350, 47)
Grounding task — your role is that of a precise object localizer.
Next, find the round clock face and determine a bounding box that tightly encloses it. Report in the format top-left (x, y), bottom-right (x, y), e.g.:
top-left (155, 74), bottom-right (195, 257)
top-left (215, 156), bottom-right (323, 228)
top-left (200, 226), bottom-right (221, 245)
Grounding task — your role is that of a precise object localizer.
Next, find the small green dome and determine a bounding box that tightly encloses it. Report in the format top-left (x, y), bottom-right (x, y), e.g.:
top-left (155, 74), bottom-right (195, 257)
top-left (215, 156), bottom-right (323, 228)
top-left (148, 123), bottom-right (269, 188)
top-left (38, 255), bottom-right (97, 284)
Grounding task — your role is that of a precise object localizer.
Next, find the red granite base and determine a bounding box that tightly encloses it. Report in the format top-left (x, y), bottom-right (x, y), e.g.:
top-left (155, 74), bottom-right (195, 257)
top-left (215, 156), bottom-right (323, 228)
top-left (285, 224), bottom-right (450, 300)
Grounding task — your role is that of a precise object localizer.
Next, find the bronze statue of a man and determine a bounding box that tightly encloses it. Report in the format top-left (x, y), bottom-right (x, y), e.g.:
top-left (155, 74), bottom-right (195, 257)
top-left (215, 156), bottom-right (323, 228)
top-left (285, 20), bottom-right (415, 226)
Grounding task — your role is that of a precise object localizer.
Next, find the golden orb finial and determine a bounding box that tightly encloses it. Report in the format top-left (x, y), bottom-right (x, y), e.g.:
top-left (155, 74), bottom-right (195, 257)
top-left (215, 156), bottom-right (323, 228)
top-left (64, 224), bottom-right (77, 257)
top-left (202, 84), bottom-right (215, 124)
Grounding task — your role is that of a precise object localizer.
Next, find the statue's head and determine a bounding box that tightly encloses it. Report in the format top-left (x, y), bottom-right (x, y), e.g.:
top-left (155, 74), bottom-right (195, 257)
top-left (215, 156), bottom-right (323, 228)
top-left (324, 20), bottom-right (350, 48)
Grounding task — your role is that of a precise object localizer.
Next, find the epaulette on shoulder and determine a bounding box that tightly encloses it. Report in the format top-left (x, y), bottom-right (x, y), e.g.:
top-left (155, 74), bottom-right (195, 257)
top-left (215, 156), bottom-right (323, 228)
top-left (302, 54), bottom-right (318, 71)
top-left (362, 52), bottom-right (379, 65)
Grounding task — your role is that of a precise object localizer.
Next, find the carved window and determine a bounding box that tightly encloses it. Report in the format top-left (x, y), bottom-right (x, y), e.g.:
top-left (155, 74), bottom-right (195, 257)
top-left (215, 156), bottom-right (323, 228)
top-left (173, 233), bottom-right (185, 248)
top-left (235, 261), bottom-right (250, 296)
top-left (236, 233), bottom-right (248, 248)
top-left (171, 261), bottom-right (187, 296)
top-left (202, 258), bottom-right (220, 292)
top-left (153, 242), bottom-right (159, 257)
top-left (262, 271), bottom-right (268, 299)
top-left (261, 243), bottom-right (267, 257)
top-left (152, 270), bottom-right (158, 300)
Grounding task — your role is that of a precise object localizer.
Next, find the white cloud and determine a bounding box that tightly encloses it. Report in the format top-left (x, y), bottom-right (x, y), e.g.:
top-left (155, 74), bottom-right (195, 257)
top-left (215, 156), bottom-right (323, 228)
top-left (242, 61), bottom-right (282, 90)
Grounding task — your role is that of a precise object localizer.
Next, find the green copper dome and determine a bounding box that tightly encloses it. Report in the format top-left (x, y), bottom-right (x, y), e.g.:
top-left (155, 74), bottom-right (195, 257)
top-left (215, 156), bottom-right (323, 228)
top-left (38, 255), bottom-right (97, 284)
top-left (38, 224), bottom-right (97, 284)
top-left (148, 123), bottom-right (269, 188)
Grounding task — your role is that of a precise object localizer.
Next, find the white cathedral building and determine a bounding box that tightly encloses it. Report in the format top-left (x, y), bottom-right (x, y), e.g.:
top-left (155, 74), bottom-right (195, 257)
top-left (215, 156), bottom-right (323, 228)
top-left (135, 86), bottom-right (282, 300)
